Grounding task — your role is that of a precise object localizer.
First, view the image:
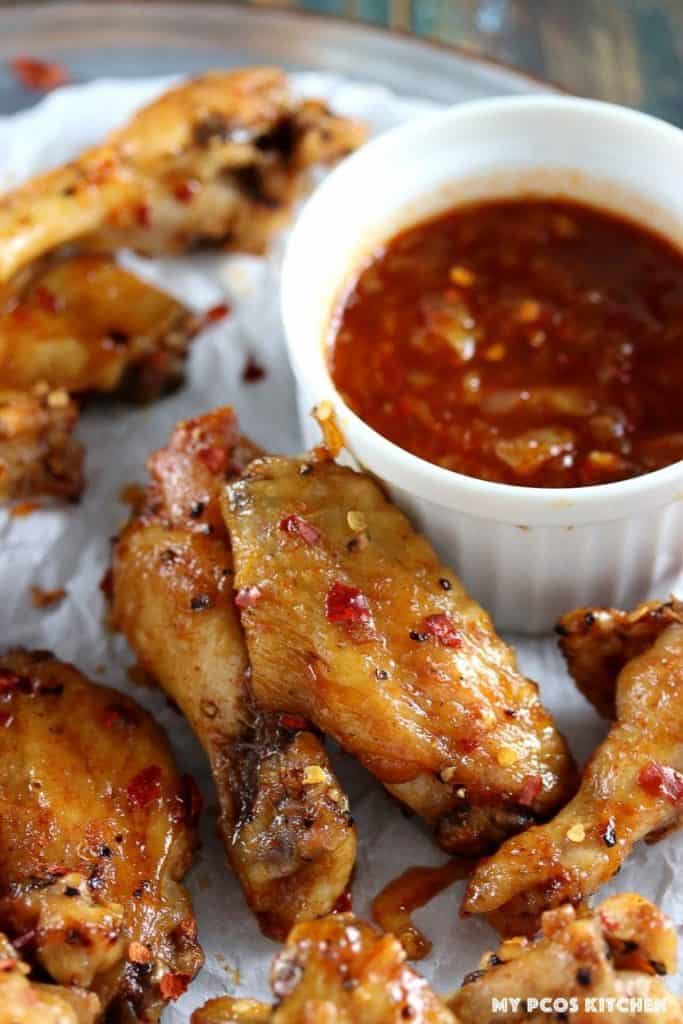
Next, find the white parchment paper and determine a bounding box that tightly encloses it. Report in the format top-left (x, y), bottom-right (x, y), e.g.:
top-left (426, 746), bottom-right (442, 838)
top-left (0, 72), bottom-right (681, 1020)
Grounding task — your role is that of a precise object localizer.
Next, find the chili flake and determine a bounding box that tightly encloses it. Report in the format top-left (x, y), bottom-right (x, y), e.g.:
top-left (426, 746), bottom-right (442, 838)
top-left (235, 585), bottom-right (261, 608)
top-left (197, 445), bottom-right (228, 474)
top-left (279, 514), bottom-right (321, 547)
top-left (638, 761), bottom-right (683, 806)
top-left (325, 581), bottom-right (372, 625)
top-left (10, 57), bottom-right (70, 91)
top-left (518, 774), bottom-right (542, 807)
top-left (203, 302), bottom-right (231, 325)
top-left (423, 613), bottom-right (462, 648)
top-left (127, 765), bottom-right (162, 809)
top-left (160, 972), bottom-right (191, 1001)
top-left (278, 713), bottom-right (308, 732)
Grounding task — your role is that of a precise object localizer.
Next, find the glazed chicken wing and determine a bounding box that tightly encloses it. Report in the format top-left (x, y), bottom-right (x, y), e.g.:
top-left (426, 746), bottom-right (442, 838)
top-left (451, 893), bottom-right (683, 1023)
top-left (557, 598), bottom-right (683, 719)
top-left (0, 67), bottom-right (364, 286)
top-left (193, 895), bottom-right (683, 1024)
top-left (0, 649), bottom-right (202, 1021)
top-left (110, 409), bottom-right (356, 939)
top-left (0, 932), bottom-right (100, 1024)
top-left (463, 602), bottom-right (683, 935)
top-left (0, 386), bottom-right (83, 501)
top-left (192, 914), bottom-right (456, 1024)
top-left (222, 454), bottom-right (576, 855)
top-left (0, 255), bottom-right (200, 402)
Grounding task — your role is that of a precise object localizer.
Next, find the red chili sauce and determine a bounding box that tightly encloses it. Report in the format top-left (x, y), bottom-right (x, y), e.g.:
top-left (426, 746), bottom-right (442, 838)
top-left (329, 198), bottom-right (683, 487)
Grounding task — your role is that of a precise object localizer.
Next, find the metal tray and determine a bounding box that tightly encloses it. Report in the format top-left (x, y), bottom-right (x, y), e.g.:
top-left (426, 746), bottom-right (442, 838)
top-left (0, 2), bottom-right (550, 115)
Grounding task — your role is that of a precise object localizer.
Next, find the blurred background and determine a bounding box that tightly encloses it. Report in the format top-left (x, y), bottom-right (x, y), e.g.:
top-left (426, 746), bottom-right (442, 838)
top-left (241, 0), bottom-right (682, 120)
top-left (0, 0), bottom-right (680, 123)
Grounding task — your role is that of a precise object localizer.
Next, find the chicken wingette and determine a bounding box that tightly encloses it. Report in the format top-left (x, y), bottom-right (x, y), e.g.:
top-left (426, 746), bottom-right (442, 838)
top-left (0, 649), bottom-right (202, 1021)
top-left (463, 600), bottom-right (683, 935)
top-left (222, 452), bottom-right (576, 856)
top-left (110, 409), bottom-right (356, 939)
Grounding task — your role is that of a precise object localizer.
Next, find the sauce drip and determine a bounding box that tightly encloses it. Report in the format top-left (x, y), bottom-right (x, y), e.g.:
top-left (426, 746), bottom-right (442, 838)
top-left (371, 860), bottom-right (471, 960)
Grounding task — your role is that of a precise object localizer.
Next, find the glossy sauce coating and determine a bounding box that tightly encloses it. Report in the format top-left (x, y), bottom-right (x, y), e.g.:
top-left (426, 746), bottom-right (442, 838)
top-left (330, 198), bottom-right (683, 487)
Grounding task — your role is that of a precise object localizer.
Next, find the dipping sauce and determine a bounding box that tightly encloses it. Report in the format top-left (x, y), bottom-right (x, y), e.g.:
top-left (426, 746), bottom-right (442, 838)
top-left (329, 198), bottom-right (683, 487)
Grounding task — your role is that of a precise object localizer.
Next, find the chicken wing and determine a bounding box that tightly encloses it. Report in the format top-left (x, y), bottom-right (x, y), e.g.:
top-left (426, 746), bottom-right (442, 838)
top-left (463, 606), bottom-right (683, 935)
top-left (0, 255), bottom-right (200, 402)
top-left (192, 915), bottom-right (456, 1024)
top-left (110, 409), bottom-right (356, 939)
top-left (451, 893), bottom-right (683, 1023)
top-left (557, 598), bottom-right (683, 719)
top-left (0, 648), bottom-right (202, 1021)
top-left (193, 895), bottom-right (683, 1024)
top-left (222, 454), bottom-right (576, 856)
top-left (0, 932), bottom-right (100, 1024)
top-left (0, 67), bottom-right (364, 286)
top-left (0, 386), bottom-right (83, 501)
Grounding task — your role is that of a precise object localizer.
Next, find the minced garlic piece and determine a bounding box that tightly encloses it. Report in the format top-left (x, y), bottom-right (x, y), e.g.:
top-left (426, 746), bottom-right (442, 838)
top-left (566, 823), bottom-right (586, 843)
top-left (303, 765), bottom-right (328, 786)
top-left (347, 509), bottom-right (367, 532)
top-left (497, 747), bottom-right (520, 767)
top-left (440, 765), bottom-right (458, 783)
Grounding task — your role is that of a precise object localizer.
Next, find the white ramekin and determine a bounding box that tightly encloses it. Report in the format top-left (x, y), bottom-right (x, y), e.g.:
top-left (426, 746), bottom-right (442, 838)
top-left (282, 96), bottom-right (683, 634)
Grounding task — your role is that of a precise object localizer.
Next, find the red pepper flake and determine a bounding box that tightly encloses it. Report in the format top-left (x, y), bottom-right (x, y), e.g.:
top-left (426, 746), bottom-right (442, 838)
top-left (173, 180), bottom-right (198, 204)
top-left (9, 57), bottom-right (70, 92)
top-left (242, 354), bottom-right (266, 383)
top-left (279, 514), bottom-right (321, 547)
top-left (197, 445), bottom-right (228, 475)
top-left (0, 669), bottom-right (22, 695)
top-left (175, 773), bottom-right (203, 828)
top-left (235, 585), bottom-right (261, 609)
top-left (459, 736), bottom-right (478, 754)
top-left (34, 286), bottom-right (61, 314)
top-left (325, 581), bottom-right (372, 625)
top-left (518, 774), bottom-right (542, 807)
top-left (278, 713), bottom-right (308, 732)
top-left (333, 889), bottom-right (353, 914)
top-left (46, 865), bottom-right (69, 878)
top-left (638, 761), bottom-right (683, 806)
top-left (422, 613), bottom-right (462, 649)
top-left (0, 712), bottom-right (13, 729)
top-left (127, 765), bottom-right (162, 809)
top-left (160, 972), bottom-right (191, 1001)
top-left (135, 203), bottom-right (151, 228)
top-left (203, 302), bottom-right (231, 325)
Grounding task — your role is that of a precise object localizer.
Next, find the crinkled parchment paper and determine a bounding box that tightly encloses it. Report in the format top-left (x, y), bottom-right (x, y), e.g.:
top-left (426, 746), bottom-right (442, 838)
top-left (0, 72), bottom-right (681, 1019)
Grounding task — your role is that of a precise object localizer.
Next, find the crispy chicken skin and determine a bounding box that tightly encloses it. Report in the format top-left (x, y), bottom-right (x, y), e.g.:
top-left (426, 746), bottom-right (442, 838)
top-left (110, 409), bottom-right (356, 939)
top-left (463, 610), bottom-right (683, 936)
top-left (0, 386), bottom-right (83, 501)
top-left (192, 915), bottom-right (456, 1024)
top-left (0, 932), bottom-right (100, 1024)
top-left (0, 649), bottom-right (202, 1021)
top-left (557, 599), bottom-right (683, 719)
top-left (0, 67), bottom-right (364, 285)
top-left (0, 255), bottom-right (200, 403)
top-left (193, 896), bottom-right (683, 1024)
top-left (223, 454), bottom-right (576, 856)
top-left (451, 893), bottom-right (683, 1023)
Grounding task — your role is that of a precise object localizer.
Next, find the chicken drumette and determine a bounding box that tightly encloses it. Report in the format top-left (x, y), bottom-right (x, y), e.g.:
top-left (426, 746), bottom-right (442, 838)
top-left (223, 452), bottom-right (576, 856)
top-left (110, 409), bottom-right (356, 939)
top-left (463, 599), bottom-right (683, 936)
top-left (0, 649), bottom-right (202, 1021)
top-left (192, 894), bottom-right (683, 1024)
